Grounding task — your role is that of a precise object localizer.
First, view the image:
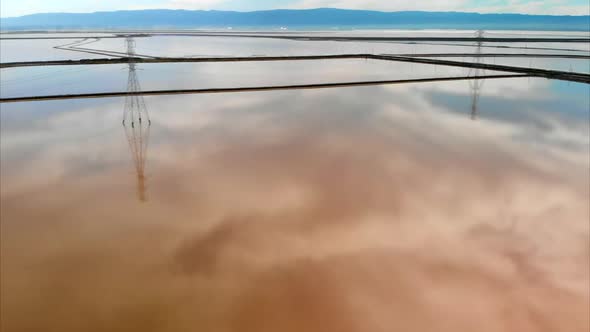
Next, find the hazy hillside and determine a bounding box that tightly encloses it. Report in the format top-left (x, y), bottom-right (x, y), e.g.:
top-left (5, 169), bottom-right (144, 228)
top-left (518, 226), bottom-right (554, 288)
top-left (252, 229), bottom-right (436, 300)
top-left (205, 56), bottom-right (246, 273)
top-left (1, 8), bottom-right (589, 30)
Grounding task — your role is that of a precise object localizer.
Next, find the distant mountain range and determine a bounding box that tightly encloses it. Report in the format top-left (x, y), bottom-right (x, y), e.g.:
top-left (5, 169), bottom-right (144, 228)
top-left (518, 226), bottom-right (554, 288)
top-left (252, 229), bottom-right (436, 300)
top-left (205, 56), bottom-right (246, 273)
top-left (1, 8), bottom-right (589, 30)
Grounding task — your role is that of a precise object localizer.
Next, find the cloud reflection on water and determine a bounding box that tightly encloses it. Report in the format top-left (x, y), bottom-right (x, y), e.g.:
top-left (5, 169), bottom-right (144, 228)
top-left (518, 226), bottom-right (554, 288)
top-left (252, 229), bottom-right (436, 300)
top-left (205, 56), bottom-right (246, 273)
top-left (0, 78), bottom-right (588, 332)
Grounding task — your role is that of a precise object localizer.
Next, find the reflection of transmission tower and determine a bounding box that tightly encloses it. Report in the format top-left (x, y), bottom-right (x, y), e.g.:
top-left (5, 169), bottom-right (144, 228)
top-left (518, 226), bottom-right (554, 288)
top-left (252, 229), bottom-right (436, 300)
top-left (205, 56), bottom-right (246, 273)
top-left (122, 36), bottom-right (151, 202)
top-left (468, 30), bottom-right (485, 120)
top-left (123, 37), bottom-right (150, 126)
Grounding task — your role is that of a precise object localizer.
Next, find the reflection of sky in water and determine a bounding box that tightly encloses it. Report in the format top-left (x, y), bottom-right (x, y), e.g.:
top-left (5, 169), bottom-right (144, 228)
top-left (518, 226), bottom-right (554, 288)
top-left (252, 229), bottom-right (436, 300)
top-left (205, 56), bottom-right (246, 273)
top-left (1, 59), bottom-right (509, 98)
top-left (2, 34), bottom-right (588, 99)
top-left (1, 34), bottom-right (589, 332)
top-left (2, 31), bottom-right (589, 63)
top-left (88, 35), bottom-right (590, 58)
top-left (2, 79), bottom-right (588, 168)
top-left (443, 57), bottom-right (590, 74)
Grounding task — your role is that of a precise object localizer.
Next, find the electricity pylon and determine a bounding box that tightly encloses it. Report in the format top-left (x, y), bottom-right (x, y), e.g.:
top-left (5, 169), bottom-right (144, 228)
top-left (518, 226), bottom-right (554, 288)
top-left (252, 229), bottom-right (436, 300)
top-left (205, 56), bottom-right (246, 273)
top-left (468, 30), bottom-right (485, 120)
top-left (122, 36), bottom-right (151, 202)
top-left (123, 36), bottom-right (150, 126)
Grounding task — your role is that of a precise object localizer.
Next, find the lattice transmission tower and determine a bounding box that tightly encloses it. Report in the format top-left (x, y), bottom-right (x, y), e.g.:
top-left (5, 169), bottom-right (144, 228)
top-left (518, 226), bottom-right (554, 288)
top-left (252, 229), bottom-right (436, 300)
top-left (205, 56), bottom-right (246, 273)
top-left (122, 36), bottom-right (151, 202)
top-left (123, 36), bottom-right (150, 126)
top-left (468, 30), bottom-right (485, 120)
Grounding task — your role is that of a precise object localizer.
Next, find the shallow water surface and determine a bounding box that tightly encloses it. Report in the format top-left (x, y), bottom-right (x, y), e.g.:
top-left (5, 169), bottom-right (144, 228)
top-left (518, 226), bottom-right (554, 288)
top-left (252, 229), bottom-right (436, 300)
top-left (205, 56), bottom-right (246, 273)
top-left (1, 74), bottom-right (589, 331)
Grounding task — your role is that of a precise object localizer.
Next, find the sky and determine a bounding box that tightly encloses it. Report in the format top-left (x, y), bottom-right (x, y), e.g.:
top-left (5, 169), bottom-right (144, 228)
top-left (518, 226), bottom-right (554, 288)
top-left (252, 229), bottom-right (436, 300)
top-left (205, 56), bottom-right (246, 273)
top-left (1, 0), bottom-right (589, 17)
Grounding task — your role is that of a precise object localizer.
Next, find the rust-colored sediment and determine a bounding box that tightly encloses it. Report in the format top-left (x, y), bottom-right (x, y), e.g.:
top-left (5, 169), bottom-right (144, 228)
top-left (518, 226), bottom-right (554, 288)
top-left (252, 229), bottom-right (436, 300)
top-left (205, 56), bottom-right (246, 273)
top-left (1, 92), bottom-right (588, 332)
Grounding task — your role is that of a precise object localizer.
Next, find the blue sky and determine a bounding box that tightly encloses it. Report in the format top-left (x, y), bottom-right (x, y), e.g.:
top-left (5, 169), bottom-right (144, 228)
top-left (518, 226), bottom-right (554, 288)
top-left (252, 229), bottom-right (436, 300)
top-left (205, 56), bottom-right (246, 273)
top-left (1, 0), bottom-right (589, 17)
